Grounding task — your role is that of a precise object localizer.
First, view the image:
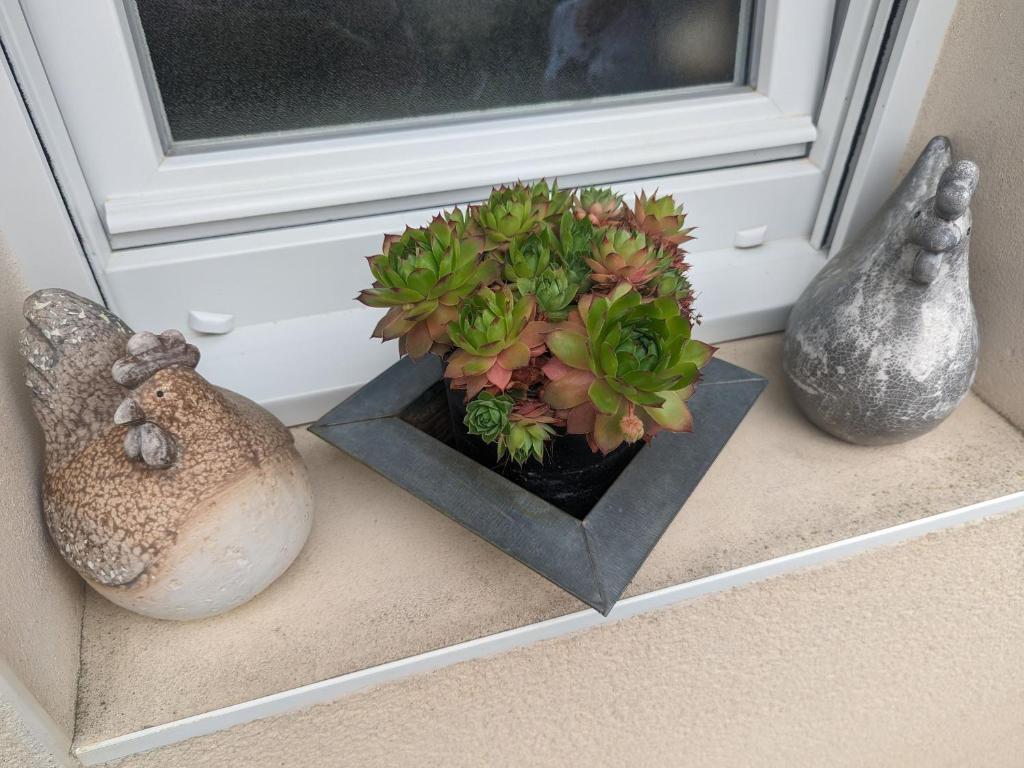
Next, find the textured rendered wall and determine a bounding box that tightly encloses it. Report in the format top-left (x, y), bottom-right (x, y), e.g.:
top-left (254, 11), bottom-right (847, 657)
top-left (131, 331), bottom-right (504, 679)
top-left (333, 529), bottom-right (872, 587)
top-left (0, 239), bottom-right (84, 738)
top-left (112, 509), bottom-right (1024, 768)
top-left (902, 0), bottom-right (1024, 429)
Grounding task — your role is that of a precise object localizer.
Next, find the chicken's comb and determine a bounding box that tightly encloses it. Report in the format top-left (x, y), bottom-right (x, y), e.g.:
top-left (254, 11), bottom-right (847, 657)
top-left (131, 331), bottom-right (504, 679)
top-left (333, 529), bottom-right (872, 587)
top-left (112, 330), bottom-right (200, 388)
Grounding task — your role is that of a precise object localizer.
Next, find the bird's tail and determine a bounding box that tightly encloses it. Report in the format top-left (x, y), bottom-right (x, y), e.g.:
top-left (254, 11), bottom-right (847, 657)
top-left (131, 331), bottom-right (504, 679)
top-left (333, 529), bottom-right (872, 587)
top-left (20, 289), bottom-right (133, 470)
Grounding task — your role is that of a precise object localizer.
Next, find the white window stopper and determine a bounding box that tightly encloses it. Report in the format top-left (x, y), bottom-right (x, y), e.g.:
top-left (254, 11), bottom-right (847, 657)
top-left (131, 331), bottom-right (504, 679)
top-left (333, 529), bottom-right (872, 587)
top-left (188, 310), bottom-right (235, 335)
top-left (734, 225), bottom-right (768, 249)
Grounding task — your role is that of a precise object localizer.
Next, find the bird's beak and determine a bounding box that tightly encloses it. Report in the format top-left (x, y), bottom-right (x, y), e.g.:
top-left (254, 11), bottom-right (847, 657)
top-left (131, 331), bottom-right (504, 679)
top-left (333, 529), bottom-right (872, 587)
top-left (114, 397), bottom-right (145, 426)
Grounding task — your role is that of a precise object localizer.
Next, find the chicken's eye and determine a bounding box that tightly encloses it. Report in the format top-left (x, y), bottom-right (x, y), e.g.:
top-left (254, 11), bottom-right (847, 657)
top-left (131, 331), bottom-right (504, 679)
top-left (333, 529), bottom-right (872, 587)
top-left (156, 390), bottom-right (165, 398)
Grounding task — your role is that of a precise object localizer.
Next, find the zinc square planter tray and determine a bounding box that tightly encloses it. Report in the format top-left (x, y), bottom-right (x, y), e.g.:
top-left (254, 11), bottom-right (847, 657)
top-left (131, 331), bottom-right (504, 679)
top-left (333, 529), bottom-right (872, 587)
top-left (310, 354), bottom-right (766, 615)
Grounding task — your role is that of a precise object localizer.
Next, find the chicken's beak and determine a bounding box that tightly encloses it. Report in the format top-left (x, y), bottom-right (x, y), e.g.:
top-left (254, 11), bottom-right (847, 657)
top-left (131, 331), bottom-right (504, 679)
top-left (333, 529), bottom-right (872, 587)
top-left (114, 397), bottom-right (145, 426)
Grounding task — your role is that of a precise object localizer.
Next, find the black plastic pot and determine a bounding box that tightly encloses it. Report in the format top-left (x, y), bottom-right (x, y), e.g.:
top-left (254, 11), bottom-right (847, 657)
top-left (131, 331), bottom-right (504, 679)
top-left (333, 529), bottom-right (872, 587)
top-left (444, 383), bottom-right (643, 519)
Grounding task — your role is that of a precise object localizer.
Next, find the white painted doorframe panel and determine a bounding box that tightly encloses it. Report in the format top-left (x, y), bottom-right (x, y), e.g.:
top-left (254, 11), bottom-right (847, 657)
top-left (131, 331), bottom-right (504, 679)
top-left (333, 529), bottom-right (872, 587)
top-left (179, 239), bottom-right (825, 427)
top-left (105, 159), bottom-right (824, 333)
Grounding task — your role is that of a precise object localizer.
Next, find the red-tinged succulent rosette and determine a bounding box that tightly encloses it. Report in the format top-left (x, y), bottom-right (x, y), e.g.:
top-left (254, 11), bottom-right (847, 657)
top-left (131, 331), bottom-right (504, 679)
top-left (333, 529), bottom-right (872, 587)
top-left (443, 287), bottom-right (549, 400)
top-left (541, 284), bottom-right (715, 454)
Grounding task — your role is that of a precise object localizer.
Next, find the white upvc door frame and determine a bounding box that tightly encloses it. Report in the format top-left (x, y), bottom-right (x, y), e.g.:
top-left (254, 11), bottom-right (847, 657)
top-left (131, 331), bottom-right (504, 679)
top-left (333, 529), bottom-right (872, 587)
top-left (0, 0), bottom-right (115, 301)
top-left (825, 0), bottom-right (959, 251)
top-left (0, 0), bottom-right (958, 426)
top-left (0, 39), bottom-right (99, 302)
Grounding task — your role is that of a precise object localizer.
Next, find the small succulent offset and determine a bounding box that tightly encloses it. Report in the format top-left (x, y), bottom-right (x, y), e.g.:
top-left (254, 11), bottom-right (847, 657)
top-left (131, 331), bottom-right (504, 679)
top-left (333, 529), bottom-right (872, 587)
top-left (463, 393), bottom-right (558, 464)
top-left (359, 180), bottom-right (713, 464)
top-left (464, 391), bottom-right (514, 443)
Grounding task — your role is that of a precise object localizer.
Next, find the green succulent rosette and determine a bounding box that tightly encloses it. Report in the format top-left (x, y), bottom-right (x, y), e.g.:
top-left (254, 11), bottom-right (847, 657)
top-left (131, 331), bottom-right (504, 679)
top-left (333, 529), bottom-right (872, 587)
top-left (532, 267), bottom-right (579, 320)
top-left (357, 214), bottom-right (498, 357)
top-left (549, 211), bottom-right (596, 281)
top-left (653, 265), bottom-right (696, 320)
top-left (503, 233), bottom-right (552, 289)
top-left (464, 391), bottom-right (514, 443)
top-left (534, 179), bottom-right (574, 222)
top-left (541, 284), bottom-right (715, 453)
top-left (444, 286), bottom-right (547, 399)
top-left (474, 180), bottom-right (572, 249)
top-left (503, 229), bottom-right (583, 321)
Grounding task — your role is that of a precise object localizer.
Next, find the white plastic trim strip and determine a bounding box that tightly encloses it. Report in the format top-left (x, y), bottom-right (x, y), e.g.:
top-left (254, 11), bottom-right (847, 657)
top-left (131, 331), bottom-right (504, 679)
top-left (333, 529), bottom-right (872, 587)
top-left (75, 490), bottom-right (1024, 766)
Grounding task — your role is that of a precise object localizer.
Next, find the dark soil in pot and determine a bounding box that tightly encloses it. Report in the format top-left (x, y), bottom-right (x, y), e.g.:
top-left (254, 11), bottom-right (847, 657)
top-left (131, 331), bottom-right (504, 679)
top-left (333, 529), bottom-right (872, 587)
top-left (443, 382), bottom-right (643, 519)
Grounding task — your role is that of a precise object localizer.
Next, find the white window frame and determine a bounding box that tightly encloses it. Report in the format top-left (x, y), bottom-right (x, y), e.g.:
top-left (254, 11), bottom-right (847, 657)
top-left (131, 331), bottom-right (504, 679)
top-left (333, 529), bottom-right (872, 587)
top-left (0, 0), bottom-right (958, 425)
top-left (20, 0), bottom-right (832, 246)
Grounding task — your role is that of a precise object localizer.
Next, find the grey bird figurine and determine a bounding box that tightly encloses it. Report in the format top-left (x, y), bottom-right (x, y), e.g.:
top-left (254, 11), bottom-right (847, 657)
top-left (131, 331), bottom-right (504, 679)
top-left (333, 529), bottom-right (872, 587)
top-left (783, 136), bottom-right (979, 445)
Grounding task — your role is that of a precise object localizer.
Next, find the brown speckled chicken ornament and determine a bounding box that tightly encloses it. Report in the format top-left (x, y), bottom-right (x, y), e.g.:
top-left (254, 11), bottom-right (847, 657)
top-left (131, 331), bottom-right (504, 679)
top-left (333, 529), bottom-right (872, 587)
top-left (20, 289), bottom-right (313, 620)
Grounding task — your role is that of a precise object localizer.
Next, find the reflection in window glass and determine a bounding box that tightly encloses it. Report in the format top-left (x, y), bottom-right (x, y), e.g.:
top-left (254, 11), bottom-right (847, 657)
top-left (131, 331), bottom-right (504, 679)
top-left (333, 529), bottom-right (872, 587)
top-left (132, 0), bottom-right (748, 142)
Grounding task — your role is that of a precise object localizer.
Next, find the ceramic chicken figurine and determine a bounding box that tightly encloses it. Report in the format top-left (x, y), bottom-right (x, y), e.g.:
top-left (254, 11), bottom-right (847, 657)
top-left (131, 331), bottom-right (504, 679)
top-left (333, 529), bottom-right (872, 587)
top-left (783, 137), bottom-right (980, 444)
top-left (20, 289), bottom-right (313, 620)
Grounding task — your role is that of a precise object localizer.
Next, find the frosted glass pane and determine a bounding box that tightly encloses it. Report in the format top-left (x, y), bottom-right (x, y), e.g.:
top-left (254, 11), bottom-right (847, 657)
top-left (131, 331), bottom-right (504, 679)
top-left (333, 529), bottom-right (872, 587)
top-left (132, 0), bottom-right (748, 143)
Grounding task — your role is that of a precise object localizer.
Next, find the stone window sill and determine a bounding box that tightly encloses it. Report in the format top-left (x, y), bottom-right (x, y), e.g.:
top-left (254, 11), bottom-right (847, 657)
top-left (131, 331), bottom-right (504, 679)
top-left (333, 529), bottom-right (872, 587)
top-left (72, 334), bottom-right (1024, 764)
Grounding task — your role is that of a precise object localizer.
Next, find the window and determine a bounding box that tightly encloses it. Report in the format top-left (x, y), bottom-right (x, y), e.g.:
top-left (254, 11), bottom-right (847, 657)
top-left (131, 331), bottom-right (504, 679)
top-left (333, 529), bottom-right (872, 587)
top-left (1, 0), bottom-right (957, 424)
top-left (132, 0), bottom-right (751, 144)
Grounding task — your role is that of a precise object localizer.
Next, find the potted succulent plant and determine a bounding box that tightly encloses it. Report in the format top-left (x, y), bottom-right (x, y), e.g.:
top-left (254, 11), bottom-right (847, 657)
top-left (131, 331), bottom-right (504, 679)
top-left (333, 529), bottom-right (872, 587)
top-left (357, 181), bottom-right (715, 516)
top-left (315, 180), bottom-right (764, 612)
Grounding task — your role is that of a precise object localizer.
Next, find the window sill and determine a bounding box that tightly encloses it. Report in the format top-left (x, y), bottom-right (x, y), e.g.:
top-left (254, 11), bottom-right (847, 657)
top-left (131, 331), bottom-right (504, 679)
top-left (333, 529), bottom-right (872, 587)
top-left (72, 334), bottom-right (1024, 764)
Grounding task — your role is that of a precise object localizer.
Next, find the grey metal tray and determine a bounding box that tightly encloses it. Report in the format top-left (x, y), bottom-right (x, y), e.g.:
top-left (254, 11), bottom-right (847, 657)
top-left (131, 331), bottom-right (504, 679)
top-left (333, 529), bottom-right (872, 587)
top-left (310, 355), bottom-right (766, 614)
